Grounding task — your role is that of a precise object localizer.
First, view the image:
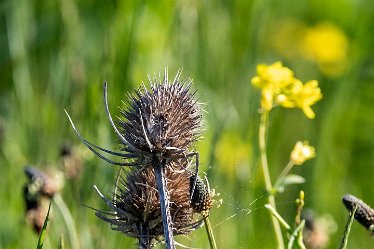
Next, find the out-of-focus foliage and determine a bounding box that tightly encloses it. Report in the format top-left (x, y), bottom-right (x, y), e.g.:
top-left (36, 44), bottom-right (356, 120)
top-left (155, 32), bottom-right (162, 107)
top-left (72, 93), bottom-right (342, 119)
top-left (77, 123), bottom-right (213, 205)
top-left (1, 0), bottom-right (374, 248)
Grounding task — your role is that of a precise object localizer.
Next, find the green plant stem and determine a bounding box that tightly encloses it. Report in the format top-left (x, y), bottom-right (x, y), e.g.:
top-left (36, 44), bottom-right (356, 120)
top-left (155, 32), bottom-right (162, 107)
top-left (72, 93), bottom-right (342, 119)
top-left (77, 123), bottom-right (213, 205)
top-left (265, 204), bottom-right (291, 230)
top-left (274, 161), bottom-right (295, 189)
top-left (53, 193), bottom-right (80, 249)
top-left (287, 219), bottom-right (306, 249)
top-left (259, 111), bottom-right (285, 249)
top-left (37, 202), bottom-right (51, 249)
top-left (204, 216), bottom-right (217, 249)
top-left (340, 201), bottom-right (359, 249)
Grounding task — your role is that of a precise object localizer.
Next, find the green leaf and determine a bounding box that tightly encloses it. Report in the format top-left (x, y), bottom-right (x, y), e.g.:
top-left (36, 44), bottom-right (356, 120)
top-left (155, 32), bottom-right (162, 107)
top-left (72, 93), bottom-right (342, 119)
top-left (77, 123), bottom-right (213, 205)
top-left (36, 202), bottom-right (52, 249)
top-left (277, 174), bottom-right (306, 193)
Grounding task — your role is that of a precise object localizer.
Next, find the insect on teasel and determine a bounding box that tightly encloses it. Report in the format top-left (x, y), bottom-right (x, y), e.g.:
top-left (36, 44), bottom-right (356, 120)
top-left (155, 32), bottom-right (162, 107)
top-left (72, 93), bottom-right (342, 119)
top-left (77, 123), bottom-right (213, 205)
top-left (190, 175), bottom-right (213, 215)
top-left (65, 69), bottom-right (204, 249)
top-left (342, 194), bottom-right (374, 232)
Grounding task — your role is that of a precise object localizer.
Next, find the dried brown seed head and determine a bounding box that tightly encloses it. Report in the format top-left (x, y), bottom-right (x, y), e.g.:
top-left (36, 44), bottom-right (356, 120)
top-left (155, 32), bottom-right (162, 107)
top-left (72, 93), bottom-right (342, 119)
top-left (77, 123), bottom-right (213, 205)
top-left (95, 161), bottom-right (200, 246)
top-left (118, 70), bottom-right (202, 165)
top-left (342, 194), bottom-right (374, 232)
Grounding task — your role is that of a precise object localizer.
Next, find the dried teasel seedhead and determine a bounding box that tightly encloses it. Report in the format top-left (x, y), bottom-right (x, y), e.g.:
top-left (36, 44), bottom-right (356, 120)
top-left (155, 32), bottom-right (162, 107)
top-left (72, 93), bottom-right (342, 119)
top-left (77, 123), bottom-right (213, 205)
top-left (302, 209), bottom-right (336, 249)
top-left (342, 194), bottom-right (374, 232)
top-left (65, 69), bottom-right (203, 169)
top-left (23, 166), bottom-right (63, 233)
top-left (95, 160), bottom-right (201, 248)
top-left (24, 166), bottom-right (64, 199)
top-left (118, 69), bottom-right (203, 165)
top-left (189, 175), bottom-right (212, 215)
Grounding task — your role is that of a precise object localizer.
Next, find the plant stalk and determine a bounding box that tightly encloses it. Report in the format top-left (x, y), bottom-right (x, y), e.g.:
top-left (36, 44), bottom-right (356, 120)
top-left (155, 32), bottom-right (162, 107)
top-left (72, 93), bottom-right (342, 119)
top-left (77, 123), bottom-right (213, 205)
top-left (204, 216), bottom-right (217, 249)
top-left (340, 201), bottom-right (359, 249)
top-left (154, 160), bottom-right (175, 249)
top-left (53, 193), bottom-right (80, 249)
top-left (259, 111), bottom-right (285, 249)
top-left (274, 161), bottom-right (295, 189)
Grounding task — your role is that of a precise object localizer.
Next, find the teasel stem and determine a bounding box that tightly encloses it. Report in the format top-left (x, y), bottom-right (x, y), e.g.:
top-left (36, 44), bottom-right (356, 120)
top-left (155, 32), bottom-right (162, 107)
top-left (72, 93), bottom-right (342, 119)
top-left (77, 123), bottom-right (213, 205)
top-left (259, 111), bottom-right (285, 248)
top-left (203, 216), bottom-right (217, 249)
top-left (137, 223), bottom-right (151, 249)
top-left (340, 200), bottom-right (359, 249)
top-left (153, 159), bottom-right (175, 249)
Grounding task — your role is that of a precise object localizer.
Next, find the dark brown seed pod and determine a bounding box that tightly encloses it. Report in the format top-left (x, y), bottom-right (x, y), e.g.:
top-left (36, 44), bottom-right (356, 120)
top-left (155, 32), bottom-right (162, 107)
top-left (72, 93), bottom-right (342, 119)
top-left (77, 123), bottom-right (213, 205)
top-left (342, 194), bottom-right (374, 232)
top-left (95, 161), bottom-right (200, 248)
top-left (189, 175), bottom-right (212, 214)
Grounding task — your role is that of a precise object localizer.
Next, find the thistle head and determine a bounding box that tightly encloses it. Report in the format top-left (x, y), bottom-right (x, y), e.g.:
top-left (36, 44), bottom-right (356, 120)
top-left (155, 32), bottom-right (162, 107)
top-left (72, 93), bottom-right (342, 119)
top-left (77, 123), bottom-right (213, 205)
top-left (95, 160), bottom-right (200, 247)
top-left (118, 69), bottom-right (202, 163)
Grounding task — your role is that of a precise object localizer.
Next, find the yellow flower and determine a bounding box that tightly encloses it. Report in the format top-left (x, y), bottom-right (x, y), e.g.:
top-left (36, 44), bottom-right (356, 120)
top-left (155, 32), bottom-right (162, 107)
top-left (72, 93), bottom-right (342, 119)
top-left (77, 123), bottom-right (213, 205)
top-left (290, 141), bottom-right (316, 165)
top-left (252, 61), bottom-right (322, 118)
top-left (276, 79), bottom-right (322, 119)
top-left (251, 62), bottom-right (294, 111)
top-left (302, 23), bottom-right (349, 76)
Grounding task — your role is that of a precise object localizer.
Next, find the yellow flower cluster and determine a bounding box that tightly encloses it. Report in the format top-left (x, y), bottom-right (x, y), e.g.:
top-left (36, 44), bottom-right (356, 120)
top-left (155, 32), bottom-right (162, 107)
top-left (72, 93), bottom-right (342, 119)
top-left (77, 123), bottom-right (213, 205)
top-left (303, 23), bottom-right (348, 76)
top-left (290, 141), bottom-right (316, 165)
top-left (272, 20), bottom-right (349, 77)
top-left (251, 62), bottom-right (322, 119)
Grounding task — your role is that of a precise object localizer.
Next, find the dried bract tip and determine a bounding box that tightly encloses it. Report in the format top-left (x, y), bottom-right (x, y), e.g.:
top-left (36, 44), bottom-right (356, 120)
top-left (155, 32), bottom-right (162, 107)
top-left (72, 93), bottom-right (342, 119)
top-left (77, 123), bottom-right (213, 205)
top-left (95, 161), bottom-right (199, 247)
top-left (342, 194), bottom-right (374, 232)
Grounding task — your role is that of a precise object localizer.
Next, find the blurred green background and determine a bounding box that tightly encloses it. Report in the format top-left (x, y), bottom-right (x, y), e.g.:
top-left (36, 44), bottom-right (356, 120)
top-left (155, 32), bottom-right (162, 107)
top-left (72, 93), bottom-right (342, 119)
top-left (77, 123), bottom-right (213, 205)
top-left (1, 0), bottom-right (374, 248)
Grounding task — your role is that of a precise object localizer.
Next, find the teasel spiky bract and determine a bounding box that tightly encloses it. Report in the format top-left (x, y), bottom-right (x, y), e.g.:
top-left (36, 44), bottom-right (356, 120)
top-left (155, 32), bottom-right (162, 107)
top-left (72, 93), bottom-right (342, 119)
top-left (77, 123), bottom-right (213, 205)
top-left (66, 69), bottom-right (207, 248)
top-left (342, 194), bottom-right (374, 232)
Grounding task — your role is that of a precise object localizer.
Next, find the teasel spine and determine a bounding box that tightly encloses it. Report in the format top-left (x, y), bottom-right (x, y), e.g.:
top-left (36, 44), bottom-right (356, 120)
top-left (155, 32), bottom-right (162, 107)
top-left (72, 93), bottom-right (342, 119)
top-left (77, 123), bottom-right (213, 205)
top-left (342, 194), bottom-right (374, 232)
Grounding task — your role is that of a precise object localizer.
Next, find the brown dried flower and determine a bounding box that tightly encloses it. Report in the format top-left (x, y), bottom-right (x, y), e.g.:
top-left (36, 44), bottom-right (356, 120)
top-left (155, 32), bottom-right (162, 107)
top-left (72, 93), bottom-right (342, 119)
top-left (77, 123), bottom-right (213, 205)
top-left (116, 70), bottom-right (202, 167)
top-left (65, 69), bottom-right (202, 169)
top-left (66, 69), bottom-right (206, 248)
top-left (95, 160), bottom-right (201, 248)
top-left (342, 194), bottom-right (374, 232)
top-left (23, 166), bottom-right (64, 233)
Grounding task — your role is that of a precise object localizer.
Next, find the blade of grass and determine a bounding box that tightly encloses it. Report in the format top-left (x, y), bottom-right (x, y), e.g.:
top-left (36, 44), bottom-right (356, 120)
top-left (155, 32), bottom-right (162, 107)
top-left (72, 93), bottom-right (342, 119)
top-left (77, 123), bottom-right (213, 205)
top-left (58, 233), bottom-right (65, 249)
top-left (36, 202), bottom-right (51, 249)
top-left (53, 193), bottom-right (80, 249)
